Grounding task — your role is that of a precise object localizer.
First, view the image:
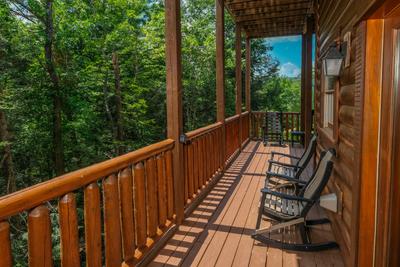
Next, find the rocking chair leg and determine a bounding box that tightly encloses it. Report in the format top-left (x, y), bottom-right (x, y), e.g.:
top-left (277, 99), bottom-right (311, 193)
top-left (256, 193), bottom-right (267, 230)
top-left (306, 218), bottom-right (331, 225)
top-left (299, 223), bottom-right (311, 244)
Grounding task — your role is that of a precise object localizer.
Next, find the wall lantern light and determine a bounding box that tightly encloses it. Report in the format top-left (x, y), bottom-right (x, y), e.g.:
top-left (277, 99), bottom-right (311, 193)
top-left (323, 43), bottom-right (347, 77)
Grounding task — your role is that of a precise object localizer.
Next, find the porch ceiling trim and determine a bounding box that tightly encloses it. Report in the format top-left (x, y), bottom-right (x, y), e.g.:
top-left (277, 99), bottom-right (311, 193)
top-left (224, 0), bottom-right (314, 38)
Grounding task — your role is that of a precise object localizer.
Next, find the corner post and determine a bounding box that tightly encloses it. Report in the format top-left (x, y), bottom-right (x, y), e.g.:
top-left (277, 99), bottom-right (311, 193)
top-left (235, 23), bottom-right (243, 149)
top-left (301, 35), bottom-right (306, 133)
top-left (304, 16), bottom-right (314, 147)
top-left (216, 0), bottom-right (226, 167)
top-left (165, 0), bottom-right (184, 224)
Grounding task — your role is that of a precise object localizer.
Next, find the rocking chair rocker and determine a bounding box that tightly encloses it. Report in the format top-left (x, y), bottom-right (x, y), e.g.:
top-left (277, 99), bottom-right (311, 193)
top-left (252, 149), bottom-right (338, 252)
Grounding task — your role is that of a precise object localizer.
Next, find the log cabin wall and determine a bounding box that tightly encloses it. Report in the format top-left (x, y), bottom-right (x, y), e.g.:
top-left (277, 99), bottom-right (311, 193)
top-left (314, 0), bottom-right (379, 266)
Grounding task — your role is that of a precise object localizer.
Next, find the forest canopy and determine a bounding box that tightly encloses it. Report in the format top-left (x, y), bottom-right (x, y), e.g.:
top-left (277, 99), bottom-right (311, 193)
top-left (0, 0), bottom-right (300, 196)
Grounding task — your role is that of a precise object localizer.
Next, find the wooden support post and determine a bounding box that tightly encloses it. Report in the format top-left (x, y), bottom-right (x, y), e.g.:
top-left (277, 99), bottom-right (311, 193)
top-left (235, 24), bottom-right (242, 149)
top-left (301, 35), bottom-right (306, 133)
top-left (245, 38), bottom-right (251, 139)
top-left (304, 16), bottom-right (314, 147)
top-left (245, 38), bottom-right (251, 112)
top-left (165, 0), bottom-right (184, 224)
top-left (216, 0), bottom-right (226, 167)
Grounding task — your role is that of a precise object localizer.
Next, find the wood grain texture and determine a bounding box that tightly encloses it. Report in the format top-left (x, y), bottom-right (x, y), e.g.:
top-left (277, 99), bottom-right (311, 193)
top-left (146, 157), bottom-right (158, 238)
top-left (118, 167), bottom-right (136, 261)
top-left (0, 139), bottom-right (173, 220)
top-left (103, 174), bottom-right (123, 267)
top-left (165, 0), bottom-right (184, 223)
top-left (134, 162), bottom-right (147, 248)
top-left (84, 183), bottom-right (102, 267)
top-left (156, 154), bottom-right (167, 227)
top-left (357, 18), bottom-right (383, 267)
top-left (59, 193), bottom-right (80, 267)
top-left (165, 150), bottom-right (174, 219)
top-left (0, 221), bottom-right (12, 267)
top-left (28, 205), bottom-right (53, 267)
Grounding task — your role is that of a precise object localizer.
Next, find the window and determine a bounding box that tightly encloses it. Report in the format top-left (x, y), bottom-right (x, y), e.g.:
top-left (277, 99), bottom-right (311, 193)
top-left (321, 64), bottom-right (338, 140)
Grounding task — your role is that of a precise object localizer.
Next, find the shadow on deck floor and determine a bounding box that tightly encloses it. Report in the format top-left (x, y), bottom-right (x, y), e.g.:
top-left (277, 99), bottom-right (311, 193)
top-left (150, 141), bottom-right (344, 267)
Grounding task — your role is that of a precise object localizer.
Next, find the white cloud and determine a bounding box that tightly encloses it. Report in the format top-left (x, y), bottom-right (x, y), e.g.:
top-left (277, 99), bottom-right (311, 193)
top-left (279, 62), bottom-right (301, 77)
top-left (265, 35), bottom-right (301, 45)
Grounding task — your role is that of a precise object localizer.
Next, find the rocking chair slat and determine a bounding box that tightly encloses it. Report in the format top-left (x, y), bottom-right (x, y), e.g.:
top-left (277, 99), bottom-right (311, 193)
top-left (253, 149), bottom-right (338, 252)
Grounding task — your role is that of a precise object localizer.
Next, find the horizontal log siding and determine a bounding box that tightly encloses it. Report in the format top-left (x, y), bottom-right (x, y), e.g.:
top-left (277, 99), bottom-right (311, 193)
top-left (316, 1), bottom-right (378, 264)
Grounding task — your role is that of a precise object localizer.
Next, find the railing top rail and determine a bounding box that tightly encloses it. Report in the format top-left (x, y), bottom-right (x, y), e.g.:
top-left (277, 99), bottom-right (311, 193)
top-left (185, 122), bottom-right (222, 140)
top-left (0, 139), bottom-right (175, 220)
top-left (225, 114), bottom-right (241, 123)
top-left (241, 111), bottom-right (250, 116)
top-left (251, 111), bottom-right (300, 115)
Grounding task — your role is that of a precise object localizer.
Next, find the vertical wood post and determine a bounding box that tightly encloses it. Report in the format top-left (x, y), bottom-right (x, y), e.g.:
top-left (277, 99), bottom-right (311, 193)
top-left (235, 24), bottom-right (243, 149)
top-left (245, 37), bottom-right (251, 140)
top-left (165, 0), bottom-right (184, 224)
top-left (304, 16), bottom-right (314, 147)
top-left (301, 35), bottom-right (306, 133)
top-left (245, 38), bottom-right (251, 112)
top-left (216, 0), bottom-right (226, 167)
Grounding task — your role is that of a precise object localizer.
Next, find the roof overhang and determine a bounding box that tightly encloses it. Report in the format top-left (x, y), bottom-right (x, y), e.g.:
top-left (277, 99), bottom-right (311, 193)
top-left (224, 0), bottom-right (314, 38)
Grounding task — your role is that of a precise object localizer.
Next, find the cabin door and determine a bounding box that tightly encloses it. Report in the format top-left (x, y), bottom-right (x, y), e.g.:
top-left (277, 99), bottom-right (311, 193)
top-left (376, 10), bottom-right (400, 267)
top-left (385, 17), bottom-right (400, 267)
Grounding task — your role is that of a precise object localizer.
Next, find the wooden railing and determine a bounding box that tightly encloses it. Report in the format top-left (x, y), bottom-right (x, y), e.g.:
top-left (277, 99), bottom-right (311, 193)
top-left (182, 122), bottom-right (224, 206)
top-left (225, 114), bottom-right (240, 160)
top-left (241, 111), bottom-right (250, 144)
top-left (0, 139), bottom-right (176, 267)
top-left (0, 112), bottom-right (252, 266)
top-left (251, 111), bottom-right (301, 141)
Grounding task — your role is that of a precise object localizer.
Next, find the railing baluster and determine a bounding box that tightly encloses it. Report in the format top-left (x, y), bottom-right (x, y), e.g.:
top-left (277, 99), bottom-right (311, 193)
top-left (145, 157), bottom-right (158, 238)
top-left (59, 193), bottom-right (80, 267)
top-left (28, 205), bottom-right (53, 267)
top-left (0, 221), bottom-right (12, 267)
top-left (156, 154), bottom-right (167, 228)
top-left (134, 163), bottom-right (147, 248)
top-left (103, 174), bottom-right (122, 267)
top-left (184, 145), bottom-right (189, 203)
top-left (187, 143), bottom-right (194, 199)
top-left (198, 137), bottom-right (204, 188)
top-left (202, 136), bottom-right (208, 184)
top-left (119, 168), bottom-right (136, 262)
top-left (165, 150), bottom-right (174, 219)
top-left (84, 183), bottom-right (102, 267)
top-left (193, 140), bottom-right (199, 194)
top-left (208, 133), bottom-right (213, 179)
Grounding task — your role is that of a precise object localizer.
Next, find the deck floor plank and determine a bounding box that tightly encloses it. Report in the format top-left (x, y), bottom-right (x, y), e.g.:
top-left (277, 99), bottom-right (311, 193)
top-left (150, 141), bottom-right (344, 267)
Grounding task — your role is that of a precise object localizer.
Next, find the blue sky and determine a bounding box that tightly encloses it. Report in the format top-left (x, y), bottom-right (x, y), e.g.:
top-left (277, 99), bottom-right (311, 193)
top-left (264, 35), bottom-right (315, 78)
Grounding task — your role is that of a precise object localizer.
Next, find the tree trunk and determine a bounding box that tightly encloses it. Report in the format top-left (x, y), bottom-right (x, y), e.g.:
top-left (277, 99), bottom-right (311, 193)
top-left (0, 110), bottom-right (16, 194)
top-left (112, 52), bottom-right (124, 155)
top-left (44, 0), bottom-right (64, 175)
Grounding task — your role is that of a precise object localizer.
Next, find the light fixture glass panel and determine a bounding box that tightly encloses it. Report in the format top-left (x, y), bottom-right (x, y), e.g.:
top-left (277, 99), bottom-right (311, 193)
top-left (325, 58), bottom-right (343, 77)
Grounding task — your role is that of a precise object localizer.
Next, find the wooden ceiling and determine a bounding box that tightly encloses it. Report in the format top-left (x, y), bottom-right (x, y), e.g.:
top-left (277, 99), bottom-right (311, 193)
top-left (224, 0), bottom-right (314, 38)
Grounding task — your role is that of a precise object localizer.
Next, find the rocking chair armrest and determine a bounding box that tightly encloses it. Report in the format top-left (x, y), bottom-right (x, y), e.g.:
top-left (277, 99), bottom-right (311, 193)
top-left (268, 160), bottom-right (300, 169)
top-left (261, 188), bottom-right (313, 203)
top-left (266, 172), bottom-right (307, 185)
top-left (271, 151), bottom-right (301, 160)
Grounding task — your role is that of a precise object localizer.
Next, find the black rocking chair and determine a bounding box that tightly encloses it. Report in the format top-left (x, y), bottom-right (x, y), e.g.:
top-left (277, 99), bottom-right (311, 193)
top-left (265, 135), bottom-right (317, 189)
top-left (263, 111), bottom-right (283, 146)
top-left (252, 149), bottom-right (338, 252)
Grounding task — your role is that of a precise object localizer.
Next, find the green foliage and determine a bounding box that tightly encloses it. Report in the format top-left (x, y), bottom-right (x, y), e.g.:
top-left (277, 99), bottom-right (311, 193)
top-left (253, 76), bottom-right (301, 112)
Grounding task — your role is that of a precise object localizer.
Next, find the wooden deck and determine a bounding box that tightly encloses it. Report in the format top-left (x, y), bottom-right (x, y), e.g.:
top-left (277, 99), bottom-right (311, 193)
top-left (150, 141), bottom-right (344, 267)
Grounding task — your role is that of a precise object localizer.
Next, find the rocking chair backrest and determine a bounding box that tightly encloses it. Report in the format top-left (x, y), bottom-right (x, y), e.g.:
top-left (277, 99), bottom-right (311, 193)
top-left (299, 149), bottom-right (335, 215)
top-left (296, 134), bottom-right (317, 169)
top-left (265, 112), bottom-right (282, 134)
